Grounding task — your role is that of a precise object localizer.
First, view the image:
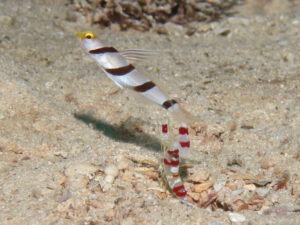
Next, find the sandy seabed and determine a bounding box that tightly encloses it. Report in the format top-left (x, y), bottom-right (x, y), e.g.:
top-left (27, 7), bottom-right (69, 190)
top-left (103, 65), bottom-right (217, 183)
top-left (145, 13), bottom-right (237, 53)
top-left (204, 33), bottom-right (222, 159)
top-left (0, 0), bottom-right (300, 224)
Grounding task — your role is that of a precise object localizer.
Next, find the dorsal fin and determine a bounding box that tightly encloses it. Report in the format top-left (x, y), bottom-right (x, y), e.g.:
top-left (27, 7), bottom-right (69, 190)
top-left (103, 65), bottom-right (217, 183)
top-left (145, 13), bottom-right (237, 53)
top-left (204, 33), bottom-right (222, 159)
top-left (120, 49), bottom-right (158, 63)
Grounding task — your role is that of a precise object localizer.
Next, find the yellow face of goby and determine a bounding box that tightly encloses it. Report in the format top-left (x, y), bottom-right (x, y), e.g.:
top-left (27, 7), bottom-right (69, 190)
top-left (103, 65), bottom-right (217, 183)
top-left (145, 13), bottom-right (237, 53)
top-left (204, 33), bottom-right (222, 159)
top-left (76, 31), bottom-right (96, 39)
top-left (76, 31), bottom-right (107, 52)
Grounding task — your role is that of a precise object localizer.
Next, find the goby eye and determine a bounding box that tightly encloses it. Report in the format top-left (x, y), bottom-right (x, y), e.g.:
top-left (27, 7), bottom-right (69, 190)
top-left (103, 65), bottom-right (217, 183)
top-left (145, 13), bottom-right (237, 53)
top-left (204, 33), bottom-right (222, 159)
top-left (85, 32), bottom-right (94, 39)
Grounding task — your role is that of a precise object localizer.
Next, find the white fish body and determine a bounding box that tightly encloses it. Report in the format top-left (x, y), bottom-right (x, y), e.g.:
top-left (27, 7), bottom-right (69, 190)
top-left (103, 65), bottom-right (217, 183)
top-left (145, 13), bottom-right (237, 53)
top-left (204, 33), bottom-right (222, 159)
top-left (77, 31), bottom-right (191, 122)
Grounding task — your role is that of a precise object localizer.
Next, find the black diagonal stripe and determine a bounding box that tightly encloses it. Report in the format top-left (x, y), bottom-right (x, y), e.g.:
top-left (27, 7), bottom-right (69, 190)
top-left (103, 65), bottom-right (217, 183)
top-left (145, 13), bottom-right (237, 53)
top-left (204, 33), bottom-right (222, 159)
top-left (162, 99), bottom-right (178, 109)
top-left (89, 47), bottom-right (118, 54)
top-left (133, 81), bottom-right (156, 92)
top-left (105, 64), bottom-right (135, 76)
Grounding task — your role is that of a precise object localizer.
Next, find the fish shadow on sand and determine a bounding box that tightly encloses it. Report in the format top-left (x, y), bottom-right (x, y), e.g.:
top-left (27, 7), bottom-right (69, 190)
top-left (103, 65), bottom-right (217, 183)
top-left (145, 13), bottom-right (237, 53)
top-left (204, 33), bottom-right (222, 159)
top-left (74, 113), bottom-right (161, 152)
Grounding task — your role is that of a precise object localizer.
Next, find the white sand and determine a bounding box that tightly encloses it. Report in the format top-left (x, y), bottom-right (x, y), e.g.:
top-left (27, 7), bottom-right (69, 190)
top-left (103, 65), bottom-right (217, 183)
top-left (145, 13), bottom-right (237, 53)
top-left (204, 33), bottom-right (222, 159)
top-left (0, 0), bottom-right (299, 224)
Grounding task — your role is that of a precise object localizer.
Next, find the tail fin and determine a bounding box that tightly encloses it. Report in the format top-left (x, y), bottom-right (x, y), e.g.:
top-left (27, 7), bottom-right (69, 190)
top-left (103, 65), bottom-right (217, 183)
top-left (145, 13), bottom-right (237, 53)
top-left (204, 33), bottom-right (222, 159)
top-left (169, 103), bottom-right (199, 125)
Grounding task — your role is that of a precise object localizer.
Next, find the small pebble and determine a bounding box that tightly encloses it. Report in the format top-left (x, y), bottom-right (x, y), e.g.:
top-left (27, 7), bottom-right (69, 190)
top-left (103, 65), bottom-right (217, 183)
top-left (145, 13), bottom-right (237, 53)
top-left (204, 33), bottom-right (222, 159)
top-left (53, 150), bottom-right (68, 158)
top-left (215, 27), bottom-right (230, 36)
top-left (188, 191), bottom-right (200, 202)
top-left (244, 184), bottom-right (256, 191)
top-left (104, 165), bottom-right (119, 178)
top-left (104, 175), bottom-right (115, 184)
top-left (194, 182), bottom-right (213, 193)
top-left (155, 26), bottom-right (168, 35)
top-left (189, 171), bottom-right (210, 183)
top-left (256, 188), bottom-right (270, 197)
top-left (214, 180), bottom-right (226, 192)
top-left (117, 158), bottom-right (133, 170)
top-left (134, 182), bottom-right (144, 194)
top-left (231, 189), bottom-right (244, 197)
top-left (228, 212), bottom-right (246, 223)
top-left (65, 163), bottom-right (98, 177)
top-left (104, 165), bottom-right (119, 184)
top-left (101, 182), bottom-right (112, 192)
top-left (45, 81), bottom-right (53, 89)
